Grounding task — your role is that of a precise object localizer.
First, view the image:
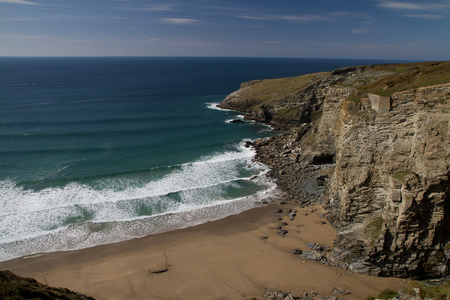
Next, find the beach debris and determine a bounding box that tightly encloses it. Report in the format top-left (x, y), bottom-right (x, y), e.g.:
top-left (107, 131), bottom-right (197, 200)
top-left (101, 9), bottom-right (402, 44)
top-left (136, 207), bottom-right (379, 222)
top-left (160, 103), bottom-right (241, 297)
top-left (261, 236), bottom-right (269, 240)
top-left (149, 267), bottom-right (169, 274)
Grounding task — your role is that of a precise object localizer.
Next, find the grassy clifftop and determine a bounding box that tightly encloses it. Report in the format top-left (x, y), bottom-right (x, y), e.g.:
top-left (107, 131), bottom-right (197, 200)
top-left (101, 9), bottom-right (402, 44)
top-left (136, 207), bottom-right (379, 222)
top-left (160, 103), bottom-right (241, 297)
top-left (220, 61), bottom-right (450, 123)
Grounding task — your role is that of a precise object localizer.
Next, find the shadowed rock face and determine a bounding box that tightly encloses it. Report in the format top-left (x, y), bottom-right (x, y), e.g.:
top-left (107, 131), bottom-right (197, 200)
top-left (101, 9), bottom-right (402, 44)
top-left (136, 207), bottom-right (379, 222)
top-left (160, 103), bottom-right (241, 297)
top-left (0, 270), bottom-right (95, 300)
top-left (220, 61), bottom-right (450, 278)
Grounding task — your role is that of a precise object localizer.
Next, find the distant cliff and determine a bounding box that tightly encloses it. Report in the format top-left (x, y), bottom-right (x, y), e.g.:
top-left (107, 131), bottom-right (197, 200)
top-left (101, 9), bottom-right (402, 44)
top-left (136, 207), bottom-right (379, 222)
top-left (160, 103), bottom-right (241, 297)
top-left (219, 61), bottom-right (450, 278)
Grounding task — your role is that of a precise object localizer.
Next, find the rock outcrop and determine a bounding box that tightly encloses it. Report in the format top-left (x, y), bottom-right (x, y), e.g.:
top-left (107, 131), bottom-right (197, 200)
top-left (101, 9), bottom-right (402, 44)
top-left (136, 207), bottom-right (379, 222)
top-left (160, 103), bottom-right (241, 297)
top-left (219, 61), bottom-right (450, 278)
top-left (0, 270), bottom-right (95, 300)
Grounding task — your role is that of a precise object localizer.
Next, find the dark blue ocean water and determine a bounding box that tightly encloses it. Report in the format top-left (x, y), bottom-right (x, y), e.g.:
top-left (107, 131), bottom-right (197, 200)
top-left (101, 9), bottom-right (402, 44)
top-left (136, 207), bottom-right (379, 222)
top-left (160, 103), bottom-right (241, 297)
top-left (0, 57), bottom-right (403, 261)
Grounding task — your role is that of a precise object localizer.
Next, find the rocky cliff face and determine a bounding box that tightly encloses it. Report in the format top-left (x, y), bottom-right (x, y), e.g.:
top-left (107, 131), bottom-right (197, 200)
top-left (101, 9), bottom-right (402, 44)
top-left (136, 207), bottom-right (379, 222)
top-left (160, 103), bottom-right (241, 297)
top-left (219, 62), bottom-right (450, 278)
top-left (329, 83), bottom-right (450, 278)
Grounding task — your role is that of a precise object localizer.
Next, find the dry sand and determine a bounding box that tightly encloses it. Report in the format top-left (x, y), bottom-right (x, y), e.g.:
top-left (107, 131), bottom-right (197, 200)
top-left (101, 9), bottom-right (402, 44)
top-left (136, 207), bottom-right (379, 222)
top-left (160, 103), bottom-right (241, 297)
top-left (0, 203), bottom-right (405, 299)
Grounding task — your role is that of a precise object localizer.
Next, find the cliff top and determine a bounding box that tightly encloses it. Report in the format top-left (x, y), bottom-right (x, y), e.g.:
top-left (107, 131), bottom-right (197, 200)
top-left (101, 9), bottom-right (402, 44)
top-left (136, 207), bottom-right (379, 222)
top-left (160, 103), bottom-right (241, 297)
top-left (220, 61), bottom-right (450, 114)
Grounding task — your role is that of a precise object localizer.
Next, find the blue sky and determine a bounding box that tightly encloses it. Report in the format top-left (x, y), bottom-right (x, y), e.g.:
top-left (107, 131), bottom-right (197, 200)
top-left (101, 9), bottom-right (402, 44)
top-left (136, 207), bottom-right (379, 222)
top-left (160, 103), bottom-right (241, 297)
top-left (0, 0), bottom-right (449, 59)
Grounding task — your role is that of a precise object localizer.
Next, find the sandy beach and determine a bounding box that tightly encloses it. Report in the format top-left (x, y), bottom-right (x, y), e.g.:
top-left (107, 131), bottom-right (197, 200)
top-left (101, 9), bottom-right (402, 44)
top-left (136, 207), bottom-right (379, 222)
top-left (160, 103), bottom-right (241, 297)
top-left (0, 202), bottom-right (405, 300)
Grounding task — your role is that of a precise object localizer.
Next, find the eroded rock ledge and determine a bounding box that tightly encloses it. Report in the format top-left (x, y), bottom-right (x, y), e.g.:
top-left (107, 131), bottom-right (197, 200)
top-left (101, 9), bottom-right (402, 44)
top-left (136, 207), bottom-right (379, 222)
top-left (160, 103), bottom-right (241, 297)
top-left (219, 61), bottom-right (450, 279)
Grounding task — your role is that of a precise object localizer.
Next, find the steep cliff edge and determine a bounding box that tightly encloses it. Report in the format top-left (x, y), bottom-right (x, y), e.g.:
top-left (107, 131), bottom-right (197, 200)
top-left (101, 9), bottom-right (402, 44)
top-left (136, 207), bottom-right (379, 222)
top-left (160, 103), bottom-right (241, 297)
top-left (219, 61), bottom-right (450, 278)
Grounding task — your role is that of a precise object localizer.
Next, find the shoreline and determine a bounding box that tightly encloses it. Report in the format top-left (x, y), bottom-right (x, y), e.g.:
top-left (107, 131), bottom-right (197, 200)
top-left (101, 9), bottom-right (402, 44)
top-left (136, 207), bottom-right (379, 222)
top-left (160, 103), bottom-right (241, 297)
top-left (0, 110), bottom-right (407, 300)
top-left (0, 200), bottom-right (405, 299)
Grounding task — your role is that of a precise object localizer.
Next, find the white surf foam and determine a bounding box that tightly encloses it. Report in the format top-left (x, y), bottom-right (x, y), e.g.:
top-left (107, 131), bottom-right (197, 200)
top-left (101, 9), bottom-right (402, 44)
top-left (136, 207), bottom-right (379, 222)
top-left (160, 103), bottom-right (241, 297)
top-left (0, 141), bottom-right (278, 262)
top-left (206, 102), bottom-right (233, 111)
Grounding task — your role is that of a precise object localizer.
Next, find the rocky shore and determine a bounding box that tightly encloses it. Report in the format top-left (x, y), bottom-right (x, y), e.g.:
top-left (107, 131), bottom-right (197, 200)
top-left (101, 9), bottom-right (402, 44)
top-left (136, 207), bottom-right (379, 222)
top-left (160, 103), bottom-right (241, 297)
top-left (220, 61), bottom-right (450, 279)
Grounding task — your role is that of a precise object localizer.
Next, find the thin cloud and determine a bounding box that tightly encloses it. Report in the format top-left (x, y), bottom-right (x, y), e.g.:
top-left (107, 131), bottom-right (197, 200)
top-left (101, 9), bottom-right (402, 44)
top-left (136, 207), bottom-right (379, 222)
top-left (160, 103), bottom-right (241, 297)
top-left (144, 4), bottom-right (173, 11)
top-left (238, 15), bottom-right (274, 21)
top-left (380, 2), bottom-right (427, 10)
top-left (280, 15), bottom-right (328, 23)
top-left (0, 0), bottom-right (40, 5)
top-left (378, 1), bottom-right (450, 11)
top-left (238, 14), bottom-right (328, 23)
top-left (160, 18), bottom-right (199, 24)
top-left (131, 4), bottom-right (174, 12)
top-left (402, 13), bottom-right (444, 18)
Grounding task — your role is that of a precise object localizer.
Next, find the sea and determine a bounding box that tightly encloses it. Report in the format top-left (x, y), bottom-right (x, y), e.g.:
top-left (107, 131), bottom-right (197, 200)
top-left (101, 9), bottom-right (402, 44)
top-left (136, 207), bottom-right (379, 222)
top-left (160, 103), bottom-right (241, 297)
top-left (0, 57), bottom-right (405, 262)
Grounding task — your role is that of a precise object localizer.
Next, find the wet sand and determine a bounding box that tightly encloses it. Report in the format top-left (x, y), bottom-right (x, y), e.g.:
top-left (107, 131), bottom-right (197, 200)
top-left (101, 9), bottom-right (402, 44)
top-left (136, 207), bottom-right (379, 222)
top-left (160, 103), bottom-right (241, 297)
top-left (0, 203), bottom-right (405, 299)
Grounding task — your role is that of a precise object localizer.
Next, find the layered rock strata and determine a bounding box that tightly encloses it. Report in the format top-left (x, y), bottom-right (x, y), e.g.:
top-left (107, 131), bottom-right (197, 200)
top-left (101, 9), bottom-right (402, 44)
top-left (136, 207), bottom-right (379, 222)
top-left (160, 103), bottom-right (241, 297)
top-left (219, 62), bottom-right (450, 278)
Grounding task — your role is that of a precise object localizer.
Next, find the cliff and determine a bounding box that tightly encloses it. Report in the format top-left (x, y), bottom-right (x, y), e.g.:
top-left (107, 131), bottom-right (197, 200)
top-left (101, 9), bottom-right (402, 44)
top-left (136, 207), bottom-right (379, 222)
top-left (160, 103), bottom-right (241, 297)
top-left (219, 61), bottom-right (450, 278)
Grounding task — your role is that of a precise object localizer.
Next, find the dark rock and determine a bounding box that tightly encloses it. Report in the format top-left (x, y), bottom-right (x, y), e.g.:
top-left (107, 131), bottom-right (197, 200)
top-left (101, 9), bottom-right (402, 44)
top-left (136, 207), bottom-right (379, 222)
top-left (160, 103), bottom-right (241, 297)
top-left (290, 249), bottom-right (303, 255)
top-left (307, 243), bottom-right (324, 252)
top-left (277, 229), bottom-right (288, 237)
top-left (264, 291), bottom-right (300, 300)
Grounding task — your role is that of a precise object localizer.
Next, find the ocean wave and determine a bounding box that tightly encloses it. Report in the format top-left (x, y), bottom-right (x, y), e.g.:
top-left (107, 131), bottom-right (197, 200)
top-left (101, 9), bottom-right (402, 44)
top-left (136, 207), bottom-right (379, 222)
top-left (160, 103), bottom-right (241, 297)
top-left (0, 141), bottom-right (277, 261)
top-left (206, 102), bottom-right (234, 111)
top-left (0, 185), bottom-right (280, 262)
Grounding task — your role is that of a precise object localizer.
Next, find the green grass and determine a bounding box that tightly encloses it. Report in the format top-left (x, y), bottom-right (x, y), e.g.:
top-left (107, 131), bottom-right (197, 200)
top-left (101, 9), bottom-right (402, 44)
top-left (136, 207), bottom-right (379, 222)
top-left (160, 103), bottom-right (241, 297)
top-left (360, 61), bottom-right (450, 97)
top-left (236, 72), bottom-right (329, 107)
top-left (392, 170), bottom-right (416, 182)
top-left (367, 282), bottom-right (450, 300)
top-left (366, 289), bottom-right (399, 300)
top-left (405, 281), bottom-right (450, 300)
top-left (365, 217), bottom-right (383, 246)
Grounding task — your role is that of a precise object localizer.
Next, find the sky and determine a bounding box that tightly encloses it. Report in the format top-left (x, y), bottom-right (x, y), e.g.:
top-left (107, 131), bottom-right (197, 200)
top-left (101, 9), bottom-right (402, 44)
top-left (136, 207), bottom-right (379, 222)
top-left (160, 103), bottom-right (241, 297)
top-left (0, 0), bottom-right (449, 60)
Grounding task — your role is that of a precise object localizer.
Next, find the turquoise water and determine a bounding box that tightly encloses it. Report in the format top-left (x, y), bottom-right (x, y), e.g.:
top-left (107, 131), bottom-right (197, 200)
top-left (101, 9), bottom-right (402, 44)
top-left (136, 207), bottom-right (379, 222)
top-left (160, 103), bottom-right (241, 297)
top-left (0, 57), bottom-right (402, 261)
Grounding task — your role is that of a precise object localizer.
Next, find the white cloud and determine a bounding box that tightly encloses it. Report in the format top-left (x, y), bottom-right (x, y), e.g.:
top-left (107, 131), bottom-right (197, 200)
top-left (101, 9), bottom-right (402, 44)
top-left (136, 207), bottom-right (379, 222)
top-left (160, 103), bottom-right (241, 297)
top-left (0, 0), bottom-right (40, 5)
top-left (380, 2), bottom-right (426, 10)
top-left (144, 4), bottom-right (173, 11)
top-left (160, 18), bottom-right (198, 24)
